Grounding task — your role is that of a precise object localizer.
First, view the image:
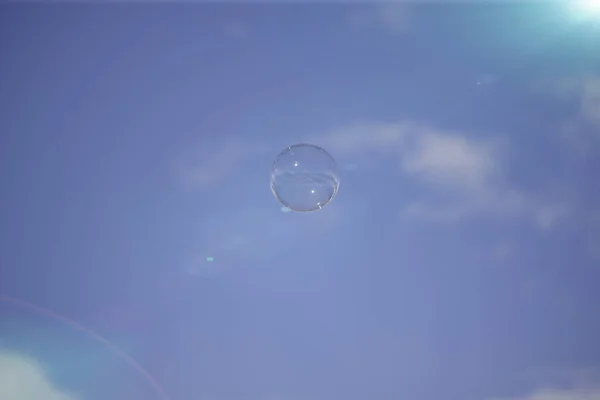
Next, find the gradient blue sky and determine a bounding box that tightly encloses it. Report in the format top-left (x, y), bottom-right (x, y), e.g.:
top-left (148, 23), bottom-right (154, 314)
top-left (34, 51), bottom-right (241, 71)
top-left (1, 3), bottom-right (600, 400)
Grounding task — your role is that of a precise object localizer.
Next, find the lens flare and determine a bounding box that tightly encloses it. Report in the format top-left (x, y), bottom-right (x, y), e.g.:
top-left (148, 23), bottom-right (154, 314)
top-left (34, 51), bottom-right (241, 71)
top-left (574, 0), bottom-right (600, 15)
top-left (0, 294), bottom-right (171, 400)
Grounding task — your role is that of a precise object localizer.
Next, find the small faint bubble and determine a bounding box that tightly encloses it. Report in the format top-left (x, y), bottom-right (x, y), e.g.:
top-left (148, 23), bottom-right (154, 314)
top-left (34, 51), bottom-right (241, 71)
top-left (476, 73), bottom-right (497, 86)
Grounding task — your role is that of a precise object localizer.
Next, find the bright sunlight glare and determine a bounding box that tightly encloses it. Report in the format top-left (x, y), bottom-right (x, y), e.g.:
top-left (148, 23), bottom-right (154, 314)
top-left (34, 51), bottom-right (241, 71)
top-left (574, 0), bottom-right (600, 14)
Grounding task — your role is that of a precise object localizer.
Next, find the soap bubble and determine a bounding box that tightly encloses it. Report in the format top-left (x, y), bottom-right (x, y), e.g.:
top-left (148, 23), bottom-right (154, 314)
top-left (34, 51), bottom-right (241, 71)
top-left (270, 144), bottom-right (339, 212)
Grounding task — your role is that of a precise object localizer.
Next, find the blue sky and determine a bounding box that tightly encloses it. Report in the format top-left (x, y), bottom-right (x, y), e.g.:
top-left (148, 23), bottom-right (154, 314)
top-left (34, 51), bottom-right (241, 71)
top-left (1, 3), bottom-right (600, 400)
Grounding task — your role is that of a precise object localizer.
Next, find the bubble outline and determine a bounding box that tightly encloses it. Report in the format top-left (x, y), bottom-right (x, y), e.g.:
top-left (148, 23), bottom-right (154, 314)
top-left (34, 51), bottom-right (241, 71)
top-left (0, 294), bottom-right (172, 400)
top-left (269, 143), bottom-right (340, 212)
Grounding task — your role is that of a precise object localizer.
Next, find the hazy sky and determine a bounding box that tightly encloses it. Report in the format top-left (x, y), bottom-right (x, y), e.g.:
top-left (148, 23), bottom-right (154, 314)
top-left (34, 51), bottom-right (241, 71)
top-left (1, 3), bottom-right (600, 400)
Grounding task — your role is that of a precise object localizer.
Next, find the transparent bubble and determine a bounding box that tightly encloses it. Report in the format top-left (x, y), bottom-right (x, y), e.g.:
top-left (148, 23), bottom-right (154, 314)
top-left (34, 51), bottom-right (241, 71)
top-left (270, 144), bottom-right (339, 212)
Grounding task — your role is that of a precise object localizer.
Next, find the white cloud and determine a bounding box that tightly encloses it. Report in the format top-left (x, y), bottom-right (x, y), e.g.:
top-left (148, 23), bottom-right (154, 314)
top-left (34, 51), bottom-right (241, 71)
top-left (177, 119), bottom-right (568, 230)
top-left (316, 121), bottom-right (566, 229)
top-left (400, 130), bottom-right (499, 190)
top-left (0, 352), bottom-right (78, 400)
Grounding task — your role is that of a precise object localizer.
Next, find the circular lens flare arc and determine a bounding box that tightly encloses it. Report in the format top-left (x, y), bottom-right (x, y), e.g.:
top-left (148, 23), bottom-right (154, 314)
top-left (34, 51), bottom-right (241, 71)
top-left (0, 294), bottom-right (172, 400)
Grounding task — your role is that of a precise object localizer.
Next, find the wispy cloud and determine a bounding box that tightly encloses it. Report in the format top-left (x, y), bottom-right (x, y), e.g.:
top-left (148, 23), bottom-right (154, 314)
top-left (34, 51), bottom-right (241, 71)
top-left (177, 120), bottom-right (569, 230)
top-left (488, 367), bottom-right (600, 400)
top-left (534, 204), bottom-right (569, 231)
top-left (316, 121), bottom-right (567, 229)
top-left (580, 77), bottom-right (600, 126)
top-left (491, 241), bottom-right (514, 262)
top-left (223, 22), bottom-right (249, 40)
top-left (584, 209), bottom-right (600, 261)
top-left (400, 129), bottom-right (500, 190)
top-left (177, 139), bottom-right (244, 187)
top-left (188, 202), bottom-right (343, 256)
top-left (346, 4), bottom-right (412, 33)
top-left (535, 75), bottom-right (600, 153)
top-left (0, 352), bottom-right (78, 400)
top-left (376, 4), bottom-right (412, 32)
top-left (491, 388), bottom-right (600, 400)
top-left (489, 380), bottom-right (600, 400)
top-left (177, 138), bottom-right (270, 188)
